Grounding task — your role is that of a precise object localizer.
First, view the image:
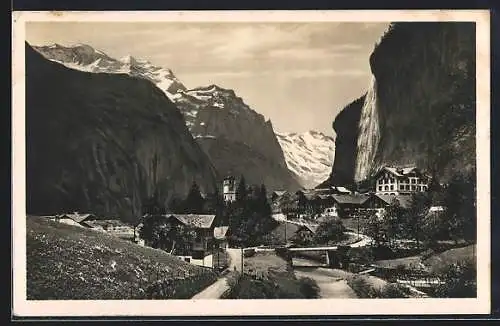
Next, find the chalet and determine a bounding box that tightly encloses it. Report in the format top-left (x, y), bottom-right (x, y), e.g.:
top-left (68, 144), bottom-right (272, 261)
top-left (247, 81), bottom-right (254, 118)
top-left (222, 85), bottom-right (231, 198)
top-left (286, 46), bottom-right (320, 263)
top-left (271, 190), bottom-right (289, 202)
top-left (292, 224), bottom-right (319, 245)
top-left (56, 212), bottom-right (98, 228)
top-left (213, 226), bottom-right (230, 249)
top-left (373, 166), bottom-right (430, 196)
top-left (167, 214), bottom-right (216, 252)
top-left (331, 194), bottom-right (370, 218)
top-left (374, 194), bottom-right (412, 209)
top-left (160, 214), bottom-right (216, 267)
top-left (85, 219), bottom-right (135, 240)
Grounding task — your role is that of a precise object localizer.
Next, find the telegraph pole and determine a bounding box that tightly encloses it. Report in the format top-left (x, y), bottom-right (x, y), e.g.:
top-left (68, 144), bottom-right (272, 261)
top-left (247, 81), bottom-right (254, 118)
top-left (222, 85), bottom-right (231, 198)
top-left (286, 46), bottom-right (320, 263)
top-left (241, 247), bottom-right (244, 273)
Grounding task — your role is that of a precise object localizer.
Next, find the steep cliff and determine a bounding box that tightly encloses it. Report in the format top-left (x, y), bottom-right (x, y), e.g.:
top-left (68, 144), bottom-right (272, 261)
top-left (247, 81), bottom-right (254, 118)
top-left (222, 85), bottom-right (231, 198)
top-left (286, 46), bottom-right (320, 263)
top-left (176, 85), bottom-right (301, 192)
top-left (324, 22), bottom-right (476, 186)
top-left (33, 44), bottom-right (300, 192)
top-left (318, 95), bottom-right (365, 188)
top-left (26, 43), bottom-right (218, 221)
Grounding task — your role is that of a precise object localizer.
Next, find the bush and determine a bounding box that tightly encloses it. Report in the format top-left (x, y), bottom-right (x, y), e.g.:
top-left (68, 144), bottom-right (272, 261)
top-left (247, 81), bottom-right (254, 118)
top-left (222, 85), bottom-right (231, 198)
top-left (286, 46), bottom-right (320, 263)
top-left (298, 277), bottom-right (320, 299)
top-left (222, 273), bottom-right (320, 299)
top-left (347, 276), bottom-right (409, 298)
top-left (347, 276), bottom-right (375, 298)
top-left (431, 259), bottom-right (476, 298)
top-left (243, 248), bottom-right (256, 258)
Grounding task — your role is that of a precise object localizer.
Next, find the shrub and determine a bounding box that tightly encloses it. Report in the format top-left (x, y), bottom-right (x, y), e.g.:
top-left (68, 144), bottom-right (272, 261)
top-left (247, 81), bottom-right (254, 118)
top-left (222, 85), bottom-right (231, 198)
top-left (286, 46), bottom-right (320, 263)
top-left (243, 248), bottom-right (256, 258)
top-left (347, 276), bottom-right (409, 298)
top-left (222, 273), bottom-right (320, 299)
top-left (431, 259), bottom-right (476, 298)
top-left (298, 277), bottom-right (320, 299)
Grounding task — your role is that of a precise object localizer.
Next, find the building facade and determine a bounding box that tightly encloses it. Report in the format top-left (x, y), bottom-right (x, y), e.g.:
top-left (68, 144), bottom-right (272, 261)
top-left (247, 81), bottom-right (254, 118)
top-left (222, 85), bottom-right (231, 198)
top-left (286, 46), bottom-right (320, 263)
top-left (374, 166), bottom-right (430, 196)
top-left (222, 176), bottom-right (236, 203)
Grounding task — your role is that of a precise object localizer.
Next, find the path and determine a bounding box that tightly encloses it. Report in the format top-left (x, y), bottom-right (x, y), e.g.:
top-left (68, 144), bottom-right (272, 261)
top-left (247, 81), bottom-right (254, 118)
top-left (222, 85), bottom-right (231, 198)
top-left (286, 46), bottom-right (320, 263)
top-left (191, 276), bottom-right (230, 299)
top-left (294, 267), bottom-right (357, 298)
top-left (191, 248), bottom-right (243, 299)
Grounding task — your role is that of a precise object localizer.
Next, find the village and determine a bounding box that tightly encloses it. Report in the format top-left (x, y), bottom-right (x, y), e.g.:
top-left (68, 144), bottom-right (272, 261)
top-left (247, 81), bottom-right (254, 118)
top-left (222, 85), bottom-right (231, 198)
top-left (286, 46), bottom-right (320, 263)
top-left (29, 164), bottom-right (476, 299)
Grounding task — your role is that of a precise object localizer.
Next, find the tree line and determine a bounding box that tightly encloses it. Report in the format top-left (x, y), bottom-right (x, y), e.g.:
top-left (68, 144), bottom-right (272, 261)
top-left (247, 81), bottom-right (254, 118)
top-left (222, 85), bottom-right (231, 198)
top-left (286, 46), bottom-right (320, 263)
top-left (138, 175), bottom-right (279, 252)
top-left (364, 170), bottom-right (476, 249)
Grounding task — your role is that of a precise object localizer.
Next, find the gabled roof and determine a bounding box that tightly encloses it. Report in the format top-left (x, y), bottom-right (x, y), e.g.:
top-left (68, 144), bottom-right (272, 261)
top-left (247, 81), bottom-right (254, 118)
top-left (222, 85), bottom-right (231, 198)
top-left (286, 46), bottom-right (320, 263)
top-left (213, 226), bottom-right (230, 239)
top-left (374, 166), bottom-right (420, 178)
top-left (273, 190), bottom-right (288, 197)
top-left (374, 194), bottom-right (412, 209)
top-left (297, 224), bottom-right (319, 234)
top-left (332, 194), bottom-right (369, 205)
top-left (58, 213), bottom-right (96, 223)
top-left (334, 186), bottom-right (351, 193)
top-left (167, 214), bottom-right (216, 229)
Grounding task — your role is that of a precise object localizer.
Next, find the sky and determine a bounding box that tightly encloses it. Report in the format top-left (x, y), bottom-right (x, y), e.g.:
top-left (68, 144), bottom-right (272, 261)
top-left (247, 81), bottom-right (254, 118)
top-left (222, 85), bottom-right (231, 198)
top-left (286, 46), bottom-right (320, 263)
top-left (26, 22), bottom-right (390, 137)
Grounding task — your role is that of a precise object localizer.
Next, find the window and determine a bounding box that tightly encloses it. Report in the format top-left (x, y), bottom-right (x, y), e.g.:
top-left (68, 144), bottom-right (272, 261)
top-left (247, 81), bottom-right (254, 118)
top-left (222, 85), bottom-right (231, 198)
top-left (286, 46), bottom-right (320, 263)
top-left (390, 185), bottom-right (394, 190)
top-left (385, 186), bottom-right (389, 191)
top-left (378, 186), bottom-right (382, 191)
top-left (405, 185), bottom-right (410, 190)
top-left (423, 186), bottom-right (427, 191)
top-left (418, 186), bottom-right (421, 191)
top-left (411, 179), bottom-right (416, 184)
top-left (184, 257), bottom-right (191, 263)
top-left (412, 186), bottom-right (416, 191)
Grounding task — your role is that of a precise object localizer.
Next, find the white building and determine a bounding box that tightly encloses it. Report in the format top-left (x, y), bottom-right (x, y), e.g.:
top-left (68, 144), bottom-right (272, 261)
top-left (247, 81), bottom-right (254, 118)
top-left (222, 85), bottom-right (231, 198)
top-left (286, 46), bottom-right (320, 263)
top-left (373, 166), bottom-right (430, 196)
top-left (223, 176), bottom-right (236, 203)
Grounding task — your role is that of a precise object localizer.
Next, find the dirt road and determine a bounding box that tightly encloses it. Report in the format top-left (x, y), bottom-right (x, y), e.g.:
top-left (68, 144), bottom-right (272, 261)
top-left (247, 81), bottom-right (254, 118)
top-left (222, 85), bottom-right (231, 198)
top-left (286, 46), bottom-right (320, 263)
top-left (294, 267), bottom-right (357, 298)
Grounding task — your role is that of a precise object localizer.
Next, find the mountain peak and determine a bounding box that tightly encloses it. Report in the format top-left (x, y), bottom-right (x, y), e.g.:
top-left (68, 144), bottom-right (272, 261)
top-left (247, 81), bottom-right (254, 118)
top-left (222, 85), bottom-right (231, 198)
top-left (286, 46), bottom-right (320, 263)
top-left (119, 55), bottom-right (138, 65)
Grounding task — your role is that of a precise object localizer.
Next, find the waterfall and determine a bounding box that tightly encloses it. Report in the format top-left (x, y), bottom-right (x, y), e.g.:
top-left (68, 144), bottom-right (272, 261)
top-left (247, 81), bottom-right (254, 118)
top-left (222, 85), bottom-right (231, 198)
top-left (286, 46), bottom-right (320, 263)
top-left (354, 74), bottom-right (380, 182)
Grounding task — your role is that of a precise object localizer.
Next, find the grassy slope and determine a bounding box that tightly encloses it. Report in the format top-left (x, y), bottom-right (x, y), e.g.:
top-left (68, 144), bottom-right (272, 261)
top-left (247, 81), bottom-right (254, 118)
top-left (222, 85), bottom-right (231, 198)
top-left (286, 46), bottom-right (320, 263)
top-left (27, 216), bottom-right (216, 300)
top-left (373, 244), bottom-right (476, 274)
top-left (423, 244), bottom-right (476, 274)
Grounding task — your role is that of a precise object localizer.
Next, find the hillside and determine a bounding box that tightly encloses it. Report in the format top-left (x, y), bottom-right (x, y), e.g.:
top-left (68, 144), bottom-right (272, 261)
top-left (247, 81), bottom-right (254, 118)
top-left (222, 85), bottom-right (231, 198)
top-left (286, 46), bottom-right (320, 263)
top-left (26, 42), bottom-right (218, 220)
top-left (276, 131), bottom-right (335, 189)
top-left (26, 216), bottom-right (216, 300)
top-left (323, 22), bottom-right (476, 186)
top-left (177, 84), bottom-right (301, 191)
top-left (33, 44), bottom-right (300, 192)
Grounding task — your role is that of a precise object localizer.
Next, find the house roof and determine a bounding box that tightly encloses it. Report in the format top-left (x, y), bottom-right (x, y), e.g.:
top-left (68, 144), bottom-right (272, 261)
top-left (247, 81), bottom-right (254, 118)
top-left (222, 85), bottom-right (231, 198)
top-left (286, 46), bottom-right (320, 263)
top-left (167, 214), bottom-right (216, 229)
top-left (297, 224), bottom-right (319, 234)
top-left (213, 226), bottom-right (230, 239)
top-left (374, 194), bottom-right (412, 209)
top-left (332, 194), bottom-right (369, 205)
top-left (58, 213), bottom-right (96, 223)
top-left (273, 190), bottom-right (288, 197)
top-left (334, 186), bottom-right (351, 193)
top-left (86, 219), bottom-right (132, 228)
top-left (374, 166), bottom-right (420, 178)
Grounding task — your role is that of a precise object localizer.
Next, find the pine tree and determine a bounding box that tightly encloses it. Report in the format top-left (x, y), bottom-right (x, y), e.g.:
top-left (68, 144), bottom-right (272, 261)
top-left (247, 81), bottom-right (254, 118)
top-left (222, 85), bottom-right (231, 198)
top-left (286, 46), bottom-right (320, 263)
top-left (184, 181), bottom-right (205, 214)
top-left (236, 175), bottom-right (248, 204)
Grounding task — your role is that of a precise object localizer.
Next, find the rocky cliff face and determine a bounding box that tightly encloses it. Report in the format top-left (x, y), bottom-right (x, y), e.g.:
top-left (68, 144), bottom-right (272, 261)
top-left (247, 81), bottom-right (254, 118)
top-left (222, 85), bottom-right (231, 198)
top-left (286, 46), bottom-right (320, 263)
top-left (176, 85), bottom-right (301, 191)
top-left (26, 43), bottom-right (218, 221)
top-left (33, 44), bottom-right (300, 192)
top-left (324, 22), bottom-right (476, 186)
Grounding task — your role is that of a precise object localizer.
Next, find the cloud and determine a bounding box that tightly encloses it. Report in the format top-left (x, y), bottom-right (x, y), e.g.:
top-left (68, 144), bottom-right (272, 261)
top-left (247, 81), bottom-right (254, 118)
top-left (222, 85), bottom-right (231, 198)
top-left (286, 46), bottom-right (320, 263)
top-left (183, 68), bottom-right (368, 79)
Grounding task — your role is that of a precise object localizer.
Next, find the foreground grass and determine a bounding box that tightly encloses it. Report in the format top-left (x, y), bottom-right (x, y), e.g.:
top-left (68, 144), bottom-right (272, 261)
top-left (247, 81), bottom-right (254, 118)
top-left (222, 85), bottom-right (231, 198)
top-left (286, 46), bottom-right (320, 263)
top-left (27, 216), bottom-right (217, 300)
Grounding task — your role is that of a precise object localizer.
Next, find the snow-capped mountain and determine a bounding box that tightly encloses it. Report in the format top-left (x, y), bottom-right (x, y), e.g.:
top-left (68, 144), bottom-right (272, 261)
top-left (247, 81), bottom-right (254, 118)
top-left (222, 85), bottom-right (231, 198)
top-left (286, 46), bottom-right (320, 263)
top-left (32, 43), bottom-right (301, 191)
top-left (33, 43), bottom-right (186, 100)
top-left (276, 131), bottom-right (335, 189)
